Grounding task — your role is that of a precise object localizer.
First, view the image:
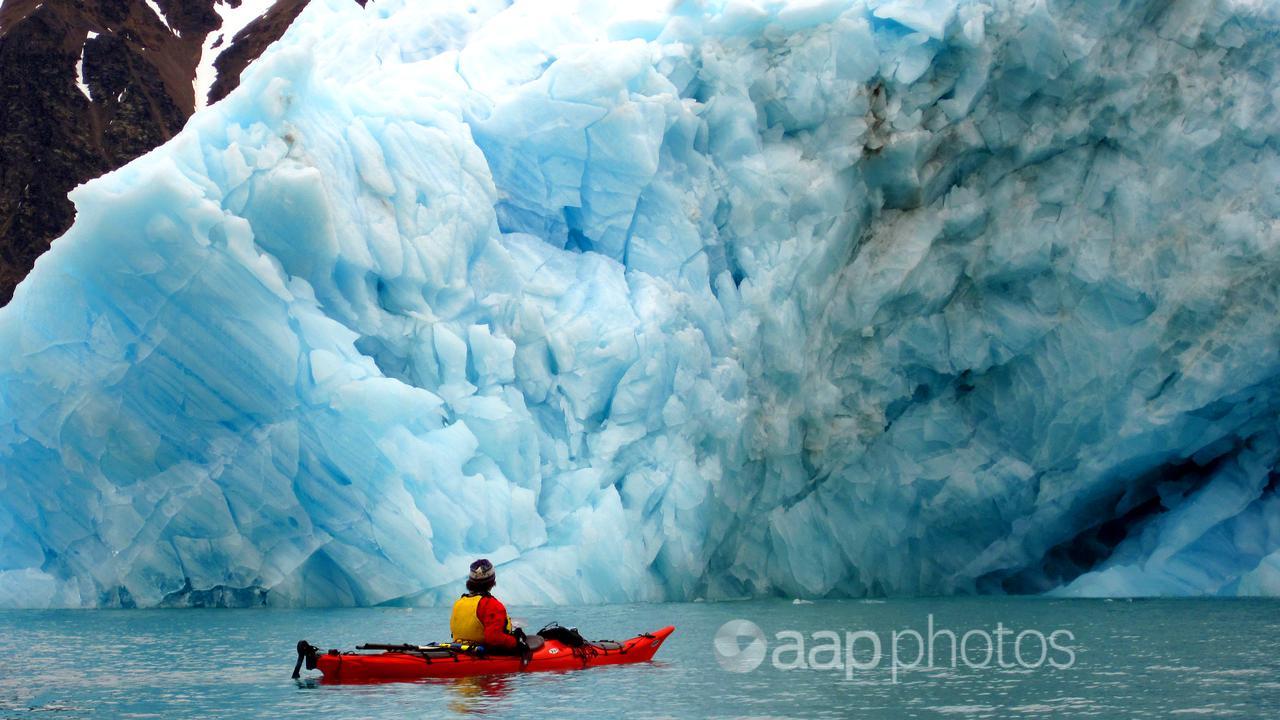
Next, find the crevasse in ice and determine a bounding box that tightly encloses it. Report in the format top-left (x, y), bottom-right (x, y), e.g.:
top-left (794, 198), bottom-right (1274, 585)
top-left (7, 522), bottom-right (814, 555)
top-left (1, 0), bottom-right (1279, 607)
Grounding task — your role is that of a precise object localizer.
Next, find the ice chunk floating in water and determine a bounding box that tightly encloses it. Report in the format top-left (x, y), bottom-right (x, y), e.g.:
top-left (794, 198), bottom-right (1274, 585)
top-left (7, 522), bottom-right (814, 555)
top-left (2, 0), bottom-right (1280, 607)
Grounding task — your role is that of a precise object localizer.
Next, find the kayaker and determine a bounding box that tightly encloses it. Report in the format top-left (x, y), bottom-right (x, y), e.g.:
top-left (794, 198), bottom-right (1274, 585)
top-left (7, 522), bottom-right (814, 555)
top-left (450, 558), bottom-right (526, 654)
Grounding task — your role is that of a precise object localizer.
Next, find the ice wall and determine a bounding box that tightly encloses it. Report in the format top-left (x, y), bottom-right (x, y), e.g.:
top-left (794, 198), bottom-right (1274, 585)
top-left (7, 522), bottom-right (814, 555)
top-left (1, 0), bottom-right (1278, 607)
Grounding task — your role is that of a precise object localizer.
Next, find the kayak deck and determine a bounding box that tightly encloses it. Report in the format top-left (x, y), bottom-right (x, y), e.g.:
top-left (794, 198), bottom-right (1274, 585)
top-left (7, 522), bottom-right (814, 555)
top-left (308, 626), bottom-right (674, 683)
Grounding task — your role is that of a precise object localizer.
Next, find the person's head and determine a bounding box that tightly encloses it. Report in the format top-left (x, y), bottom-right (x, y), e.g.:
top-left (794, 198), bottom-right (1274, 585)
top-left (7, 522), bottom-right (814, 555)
top-left (466, 558), bottom-right (496, 594)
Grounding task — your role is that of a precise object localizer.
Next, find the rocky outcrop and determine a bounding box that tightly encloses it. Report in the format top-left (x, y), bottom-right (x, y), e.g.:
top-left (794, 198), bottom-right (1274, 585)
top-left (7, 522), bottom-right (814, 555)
top-left (208, 0), bottom-right (310, 105)
top-left (0, 0), bottom-right (360, 306)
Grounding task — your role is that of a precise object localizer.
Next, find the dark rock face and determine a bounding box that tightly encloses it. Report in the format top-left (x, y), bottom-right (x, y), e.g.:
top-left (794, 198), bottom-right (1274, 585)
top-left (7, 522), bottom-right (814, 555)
top-left (209, 0), bottom-right (309, 105)
top-left (0, 0), bottom-right (359, 306)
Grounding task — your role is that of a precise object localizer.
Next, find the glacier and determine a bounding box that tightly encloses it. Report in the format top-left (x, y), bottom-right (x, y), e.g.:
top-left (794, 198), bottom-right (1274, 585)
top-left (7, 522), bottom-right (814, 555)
top-left (1, 0), bottom-right (1279, 607)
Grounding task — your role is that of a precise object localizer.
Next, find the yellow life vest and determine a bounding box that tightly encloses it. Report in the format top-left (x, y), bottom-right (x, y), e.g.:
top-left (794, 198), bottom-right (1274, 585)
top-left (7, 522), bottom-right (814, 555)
top-left (449, 593), bottom-right (511, 643)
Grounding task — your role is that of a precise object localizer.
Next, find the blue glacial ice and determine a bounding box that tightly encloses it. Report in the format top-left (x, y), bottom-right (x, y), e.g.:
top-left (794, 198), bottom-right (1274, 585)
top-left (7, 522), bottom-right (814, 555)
top-left (1, 0), bottom-right (1279, 607)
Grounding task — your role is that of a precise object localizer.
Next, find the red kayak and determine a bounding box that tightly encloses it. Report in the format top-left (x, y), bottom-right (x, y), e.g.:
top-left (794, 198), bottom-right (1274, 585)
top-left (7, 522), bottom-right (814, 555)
top-left (295, 626), bottom-right (674, 683)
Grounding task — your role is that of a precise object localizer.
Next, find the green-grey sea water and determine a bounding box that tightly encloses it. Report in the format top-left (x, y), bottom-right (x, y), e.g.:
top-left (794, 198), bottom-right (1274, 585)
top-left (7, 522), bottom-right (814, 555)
top-left (1, 598), bottom-right (1277, 718)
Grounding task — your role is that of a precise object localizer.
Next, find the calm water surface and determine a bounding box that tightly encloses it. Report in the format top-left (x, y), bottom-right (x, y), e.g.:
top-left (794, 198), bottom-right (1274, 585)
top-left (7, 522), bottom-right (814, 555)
top-left (1, 598), bottom-right (1278, 718)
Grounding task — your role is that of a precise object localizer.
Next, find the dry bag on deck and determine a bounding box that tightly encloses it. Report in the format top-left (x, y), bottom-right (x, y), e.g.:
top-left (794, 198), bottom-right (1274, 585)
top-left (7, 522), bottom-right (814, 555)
top-left (536, 622), bottom-right (587, 647)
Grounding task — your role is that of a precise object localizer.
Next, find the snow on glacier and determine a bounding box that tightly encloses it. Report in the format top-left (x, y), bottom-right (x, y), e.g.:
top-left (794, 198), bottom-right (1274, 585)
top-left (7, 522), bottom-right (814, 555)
top-left (1, 0), bottom-right (1279, 607)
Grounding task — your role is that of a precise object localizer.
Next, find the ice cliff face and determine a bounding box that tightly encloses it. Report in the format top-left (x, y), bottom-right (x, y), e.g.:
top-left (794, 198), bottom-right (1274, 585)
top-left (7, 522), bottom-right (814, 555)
top-left (1, 0), bottom-right (1278, 607)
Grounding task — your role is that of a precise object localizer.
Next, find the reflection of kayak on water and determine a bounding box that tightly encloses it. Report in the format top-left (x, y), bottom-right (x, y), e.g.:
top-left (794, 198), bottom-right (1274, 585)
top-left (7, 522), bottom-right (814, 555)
top-left (446, 674), bottom-right (512, 714)
top-left (294, 625), bottom-right (675, 683)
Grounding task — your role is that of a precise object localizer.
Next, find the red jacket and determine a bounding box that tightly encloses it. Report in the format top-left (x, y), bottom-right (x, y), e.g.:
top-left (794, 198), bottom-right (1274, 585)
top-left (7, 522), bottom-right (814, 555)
top-left (476, 595), bottom-right (518, 650)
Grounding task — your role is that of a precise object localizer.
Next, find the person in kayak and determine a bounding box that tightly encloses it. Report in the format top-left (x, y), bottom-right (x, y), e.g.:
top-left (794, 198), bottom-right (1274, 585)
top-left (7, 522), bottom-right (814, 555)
top-left (450, 558), bottom-right (527, 654)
